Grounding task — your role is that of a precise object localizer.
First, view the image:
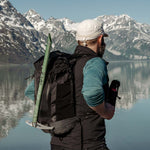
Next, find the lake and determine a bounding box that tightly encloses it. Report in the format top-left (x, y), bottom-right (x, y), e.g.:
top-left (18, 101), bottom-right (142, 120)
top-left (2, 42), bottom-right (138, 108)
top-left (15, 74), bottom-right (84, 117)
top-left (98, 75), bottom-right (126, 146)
top-left (0, 61), bottom-right (150, 150)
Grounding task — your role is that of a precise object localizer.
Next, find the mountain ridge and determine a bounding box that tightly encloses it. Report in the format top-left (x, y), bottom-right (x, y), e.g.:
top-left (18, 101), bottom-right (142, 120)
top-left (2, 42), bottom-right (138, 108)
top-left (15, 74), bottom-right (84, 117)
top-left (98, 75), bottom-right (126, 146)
top-left (0, 0), bottom-right (46, 64)
top-left (25, 9), bottom-right (150, 60)
top-left (0, 0), bottom-right (150, 64)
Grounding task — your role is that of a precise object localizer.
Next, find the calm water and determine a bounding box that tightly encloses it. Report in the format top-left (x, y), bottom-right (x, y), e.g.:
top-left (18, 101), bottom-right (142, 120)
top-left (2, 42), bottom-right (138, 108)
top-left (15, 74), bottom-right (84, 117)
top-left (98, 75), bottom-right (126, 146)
top-left (0, 61), bottom-right (150, 150)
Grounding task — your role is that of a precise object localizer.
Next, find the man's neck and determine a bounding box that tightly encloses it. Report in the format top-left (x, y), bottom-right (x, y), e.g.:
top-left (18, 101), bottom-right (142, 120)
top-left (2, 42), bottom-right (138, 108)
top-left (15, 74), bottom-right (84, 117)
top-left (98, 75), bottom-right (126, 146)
top-left (87, 44), bottom-right (97, 54)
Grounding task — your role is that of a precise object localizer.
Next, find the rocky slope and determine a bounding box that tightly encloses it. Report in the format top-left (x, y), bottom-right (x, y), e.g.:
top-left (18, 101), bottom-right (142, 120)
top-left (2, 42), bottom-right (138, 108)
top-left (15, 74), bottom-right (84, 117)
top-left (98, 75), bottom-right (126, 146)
top-left (25, 10), bottom-right (150, 60)
top-left (0, 0), bottom-right (150, 64)
top-left (0, 0), bottom-right (46, 64)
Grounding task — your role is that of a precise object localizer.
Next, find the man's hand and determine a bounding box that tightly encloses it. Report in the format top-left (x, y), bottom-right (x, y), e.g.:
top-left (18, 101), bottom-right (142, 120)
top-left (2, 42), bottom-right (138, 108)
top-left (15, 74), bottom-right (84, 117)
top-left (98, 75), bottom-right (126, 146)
top-left (90, 101), bottom-right (115, 120)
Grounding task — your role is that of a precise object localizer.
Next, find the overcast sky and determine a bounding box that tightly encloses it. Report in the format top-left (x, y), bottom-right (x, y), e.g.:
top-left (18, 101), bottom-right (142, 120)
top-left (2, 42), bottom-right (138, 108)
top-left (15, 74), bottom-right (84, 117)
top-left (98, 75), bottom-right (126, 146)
top-left (9, 0), bottom-right (150, 24)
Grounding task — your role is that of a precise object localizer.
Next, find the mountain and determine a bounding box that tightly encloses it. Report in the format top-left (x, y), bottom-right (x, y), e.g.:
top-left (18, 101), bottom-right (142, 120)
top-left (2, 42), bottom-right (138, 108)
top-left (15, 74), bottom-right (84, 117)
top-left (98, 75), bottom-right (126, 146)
top-left (96, 15), bottom-right (150, 60)
top-left (24, 9), bottom-right (46, 31)
top-left (24, 10), bottom-right (77, 54)
top-left (0, 0), bottom-right (150, 64)
top-left (60, 15), bottom-right (150, 60)
top-left (25, 10), bottom-right (150, 60)
top-left (0, 0), bottom-right (46, 64)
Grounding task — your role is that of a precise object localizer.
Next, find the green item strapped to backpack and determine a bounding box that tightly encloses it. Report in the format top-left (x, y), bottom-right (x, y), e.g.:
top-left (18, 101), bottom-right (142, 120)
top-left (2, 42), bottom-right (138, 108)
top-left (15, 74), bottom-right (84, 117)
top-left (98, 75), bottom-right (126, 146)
top-left (26, 34), bottom-right (82, 136)
top-left (33, 50), bottom-right (80, 135)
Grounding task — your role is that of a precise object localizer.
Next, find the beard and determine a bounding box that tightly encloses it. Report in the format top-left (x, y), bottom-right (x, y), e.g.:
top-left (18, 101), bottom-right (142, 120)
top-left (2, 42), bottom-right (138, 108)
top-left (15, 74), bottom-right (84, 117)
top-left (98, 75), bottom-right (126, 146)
top-left (97, 44), bottom-right (105, 58)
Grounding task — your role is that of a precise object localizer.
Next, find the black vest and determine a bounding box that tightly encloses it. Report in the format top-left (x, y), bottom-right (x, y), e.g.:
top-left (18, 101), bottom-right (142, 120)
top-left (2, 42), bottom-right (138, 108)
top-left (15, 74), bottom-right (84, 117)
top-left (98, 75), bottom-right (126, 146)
top-left (51, 46), bottom-right (108, 150)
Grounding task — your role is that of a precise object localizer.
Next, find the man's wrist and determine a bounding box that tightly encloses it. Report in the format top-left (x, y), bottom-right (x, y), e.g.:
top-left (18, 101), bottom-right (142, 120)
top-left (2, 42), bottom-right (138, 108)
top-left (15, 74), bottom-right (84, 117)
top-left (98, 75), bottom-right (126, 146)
top-left (105, 102), bottom-right (115, 110)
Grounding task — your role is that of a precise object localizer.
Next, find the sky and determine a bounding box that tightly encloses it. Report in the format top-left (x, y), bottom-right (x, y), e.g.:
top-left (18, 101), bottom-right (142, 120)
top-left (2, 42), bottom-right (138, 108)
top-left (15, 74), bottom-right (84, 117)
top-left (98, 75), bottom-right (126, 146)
top-left (9, 0), bottom-right (150, 24)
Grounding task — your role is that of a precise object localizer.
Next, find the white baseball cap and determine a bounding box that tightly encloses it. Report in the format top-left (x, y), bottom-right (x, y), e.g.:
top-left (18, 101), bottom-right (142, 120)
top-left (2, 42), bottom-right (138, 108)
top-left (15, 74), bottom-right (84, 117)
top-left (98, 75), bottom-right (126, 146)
top-left (76, 19), bottom-right (108, 41)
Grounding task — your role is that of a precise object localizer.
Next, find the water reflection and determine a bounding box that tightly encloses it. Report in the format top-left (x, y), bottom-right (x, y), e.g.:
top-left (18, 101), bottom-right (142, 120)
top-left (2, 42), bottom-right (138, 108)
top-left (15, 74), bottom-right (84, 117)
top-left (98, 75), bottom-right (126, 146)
top-left (108, 61), bottom-right (150, 109)
top-left (0, 65), bottom-right (33, 139)
top-left (0, 61), bottom-right (150, 141)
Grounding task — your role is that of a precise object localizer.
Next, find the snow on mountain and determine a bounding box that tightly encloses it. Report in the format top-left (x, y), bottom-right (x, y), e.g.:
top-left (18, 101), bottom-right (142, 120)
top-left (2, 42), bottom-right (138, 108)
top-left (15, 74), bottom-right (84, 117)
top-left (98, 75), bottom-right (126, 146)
top-left (24, 9), bottom-right (46, 31)
top-left (1, 0), bottom-right (150, 63)
top-left (24, 10), bottom-right (77, 54)
top-left (0, 0), bottom-right (47, 64)
top-left (57, 14), bottom-right (150, 60)
top-left (94, 15), bottom-right (150, 60)
top-left (25, 9), bottom-right (150, 60)
top-left (58, 17), bottom-right (79, 32)
top-left (0, 0), bottom-right (33, 29)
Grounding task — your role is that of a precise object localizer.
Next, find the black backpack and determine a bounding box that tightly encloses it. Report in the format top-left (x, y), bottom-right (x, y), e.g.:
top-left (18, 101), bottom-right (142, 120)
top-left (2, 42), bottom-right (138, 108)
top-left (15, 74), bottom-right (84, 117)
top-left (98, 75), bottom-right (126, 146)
top-left (34, 51), bottom-right (81, 136)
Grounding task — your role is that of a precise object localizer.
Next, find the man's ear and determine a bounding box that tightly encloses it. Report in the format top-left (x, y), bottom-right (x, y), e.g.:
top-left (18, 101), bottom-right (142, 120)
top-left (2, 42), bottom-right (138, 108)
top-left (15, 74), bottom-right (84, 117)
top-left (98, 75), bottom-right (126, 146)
top-left (97, 35), bottom-right (103, 46)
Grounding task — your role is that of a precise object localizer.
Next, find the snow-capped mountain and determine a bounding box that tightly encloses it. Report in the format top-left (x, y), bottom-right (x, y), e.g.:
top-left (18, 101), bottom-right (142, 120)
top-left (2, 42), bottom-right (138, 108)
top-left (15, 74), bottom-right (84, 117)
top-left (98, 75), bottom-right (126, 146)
top-left (96, 15), bottom-right (150, 60)
top-left (61, 14), bottom-right (150, 60)
top-left (24, 9), bottom-right (46, 31)
top-left (0, 0), bottom-right (47, 64)
top-left (25, 9), bottom-right (150, 60)
top-left (24, 10), bottom-right (77, 54)
top-left (0, 0), bottom-right (150, 64)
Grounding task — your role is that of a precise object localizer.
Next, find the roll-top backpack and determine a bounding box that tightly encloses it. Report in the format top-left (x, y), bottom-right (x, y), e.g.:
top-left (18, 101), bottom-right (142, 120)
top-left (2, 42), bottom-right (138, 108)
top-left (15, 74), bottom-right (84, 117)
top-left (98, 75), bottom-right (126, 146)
top-left (34, 51), bottom-right (81, 136)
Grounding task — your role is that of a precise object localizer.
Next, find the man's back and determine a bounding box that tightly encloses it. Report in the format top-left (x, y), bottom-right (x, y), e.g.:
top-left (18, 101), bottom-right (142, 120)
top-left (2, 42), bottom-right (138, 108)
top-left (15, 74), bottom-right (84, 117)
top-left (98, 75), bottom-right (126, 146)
top-left (51, 45), bottom-right (108, 150)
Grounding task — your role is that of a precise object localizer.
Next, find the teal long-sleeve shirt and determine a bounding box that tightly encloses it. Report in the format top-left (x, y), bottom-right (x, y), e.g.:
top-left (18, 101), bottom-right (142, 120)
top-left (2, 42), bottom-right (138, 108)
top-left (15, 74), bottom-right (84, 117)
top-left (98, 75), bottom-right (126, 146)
top-left (82, 57), bottom-right (108, 107)
top-left (25, 57), bottom-right (108, 107)
top-left (25, 80), bottom-right (35, 101)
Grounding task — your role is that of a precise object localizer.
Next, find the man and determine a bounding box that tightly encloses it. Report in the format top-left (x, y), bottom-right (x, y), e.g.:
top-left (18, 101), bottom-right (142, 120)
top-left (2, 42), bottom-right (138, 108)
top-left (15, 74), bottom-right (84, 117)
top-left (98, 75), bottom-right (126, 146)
top-left (51, 19), bottom-right (118, 150)
top-left (25, 19), bottom-right (119, 150)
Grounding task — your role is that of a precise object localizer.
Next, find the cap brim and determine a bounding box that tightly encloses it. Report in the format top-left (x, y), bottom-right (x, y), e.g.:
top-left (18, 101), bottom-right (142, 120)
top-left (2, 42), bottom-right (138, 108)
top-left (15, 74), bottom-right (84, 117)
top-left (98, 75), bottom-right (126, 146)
top-left (103, 33), bottom-right (108, 37)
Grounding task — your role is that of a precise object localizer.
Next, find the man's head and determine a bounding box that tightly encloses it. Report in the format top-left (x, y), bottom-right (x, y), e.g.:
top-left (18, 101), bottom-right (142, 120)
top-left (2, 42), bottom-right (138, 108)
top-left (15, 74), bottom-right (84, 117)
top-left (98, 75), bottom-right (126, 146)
top-left (76, 19), bottom-right (108, 57)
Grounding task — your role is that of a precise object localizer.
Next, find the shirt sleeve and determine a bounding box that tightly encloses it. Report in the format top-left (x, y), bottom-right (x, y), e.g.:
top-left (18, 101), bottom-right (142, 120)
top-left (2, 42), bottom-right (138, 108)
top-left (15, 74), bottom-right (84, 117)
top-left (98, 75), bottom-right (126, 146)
top-left (24, 80), bottom-right (35, 101)
top-left (82, 57), bottom-right (108, 107)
